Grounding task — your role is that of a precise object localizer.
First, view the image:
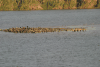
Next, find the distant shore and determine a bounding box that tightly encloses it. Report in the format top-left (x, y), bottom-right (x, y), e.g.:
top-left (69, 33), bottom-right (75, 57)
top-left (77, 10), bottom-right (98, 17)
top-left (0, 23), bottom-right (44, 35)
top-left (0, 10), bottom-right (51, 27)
top-left (0, 0), bottom-right (100, 11)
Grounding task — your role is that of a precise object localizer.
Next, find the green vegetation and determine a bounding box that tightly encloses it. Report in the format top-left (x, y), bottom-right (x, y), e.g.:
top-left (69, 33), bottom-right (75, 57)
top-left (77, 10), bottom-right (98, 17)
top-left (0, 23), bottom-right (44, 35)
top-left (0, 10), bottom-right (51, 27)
top-left (96, 0), bottom-right (100, 8)
top-left (0, 0), bottom-right (18, 10)
top-left (79, 0), bottom-right (97, 9)
top-left (0, 0), bottom-right (100, 11)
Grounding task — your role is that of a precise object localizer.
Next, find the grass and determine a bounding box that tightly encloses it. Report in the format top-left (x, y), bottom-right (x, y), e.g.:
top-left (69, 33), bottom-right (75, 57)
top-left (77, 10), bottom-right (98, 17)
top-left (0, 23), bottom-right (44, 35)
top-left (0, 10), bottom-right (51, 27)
top-left (0, 0), bottom-right (100, 11)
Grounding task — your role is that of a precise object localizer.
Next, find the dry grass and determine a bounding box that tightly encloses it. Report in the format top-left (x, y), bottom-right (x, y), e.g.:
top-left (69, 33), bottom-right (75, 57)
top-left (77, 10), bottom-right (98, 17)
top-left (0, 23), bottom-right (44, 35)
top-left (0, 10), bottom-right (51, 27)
top-left (0, 0), bottom-right (100, 11)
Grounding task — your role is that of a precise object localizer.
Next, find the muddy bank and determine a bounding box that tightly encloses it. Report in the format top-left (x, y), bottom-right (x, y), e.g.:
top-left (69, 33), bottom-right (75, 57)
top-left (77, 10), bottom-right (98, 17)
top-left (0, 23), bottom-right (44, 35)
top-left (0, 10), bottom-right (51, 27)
top-left (0, 0), bottom-right (100, 11)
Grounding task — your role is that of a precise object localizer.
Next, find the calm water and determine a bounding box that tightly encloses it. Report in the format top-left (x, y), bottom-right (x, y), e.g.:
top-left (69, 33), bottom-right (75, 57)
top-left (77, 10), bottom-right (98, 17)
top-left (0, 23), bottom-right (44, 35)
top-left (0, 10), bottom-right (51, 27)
top-left (0, 9), bottom-right (100, 67)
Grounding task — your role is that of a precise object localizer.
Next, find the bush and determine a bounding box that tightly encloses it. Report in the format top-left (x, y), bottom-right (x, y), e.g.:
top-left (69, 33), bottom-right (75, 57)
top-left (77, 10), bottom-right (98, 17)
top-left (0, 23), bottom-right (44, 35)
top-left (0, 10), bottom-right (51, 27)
top-left (0, 0), bottom-right (19, 11)
top-left (20, 0), bottom-right (43, 10)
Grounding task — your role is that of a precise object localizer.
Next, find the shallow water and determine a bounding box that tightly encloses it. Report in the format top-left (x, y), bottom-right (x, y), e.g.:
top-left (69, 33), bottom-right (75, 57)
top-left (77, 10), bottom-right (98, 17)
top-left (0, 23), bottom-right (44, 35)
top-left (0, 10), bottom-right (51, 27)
top-left (0, 9), bottom-right (100, 67)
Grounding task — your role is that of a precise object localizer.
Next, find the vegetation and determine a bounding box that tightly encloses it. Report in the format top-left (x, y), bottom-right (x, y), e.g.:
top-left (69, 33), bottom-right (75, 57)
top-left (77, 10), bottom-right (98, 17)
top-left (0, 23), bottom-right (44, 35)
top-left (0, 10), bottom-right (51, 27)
top-left (0, 0), bottom-right (100, 11)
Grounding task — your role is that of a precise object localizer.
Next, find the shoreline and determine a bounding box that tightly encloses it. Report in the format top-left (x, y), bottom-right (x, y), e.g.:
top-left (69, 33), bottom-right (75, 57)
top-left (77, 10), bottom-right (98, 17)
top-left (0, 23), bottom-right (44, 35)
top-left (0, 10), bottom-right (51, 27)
top-left (0, 8), bottom-right (99, 11)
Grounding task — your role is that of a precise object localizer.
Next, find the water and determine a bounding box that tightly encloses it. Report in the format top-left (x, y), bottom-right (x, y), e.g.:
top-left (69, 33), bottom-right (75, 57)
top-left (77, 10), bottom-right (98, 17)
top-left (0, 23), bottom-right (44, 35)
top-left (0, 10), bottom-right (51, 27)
top-left (0, 9), bottom-right (100, 67)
